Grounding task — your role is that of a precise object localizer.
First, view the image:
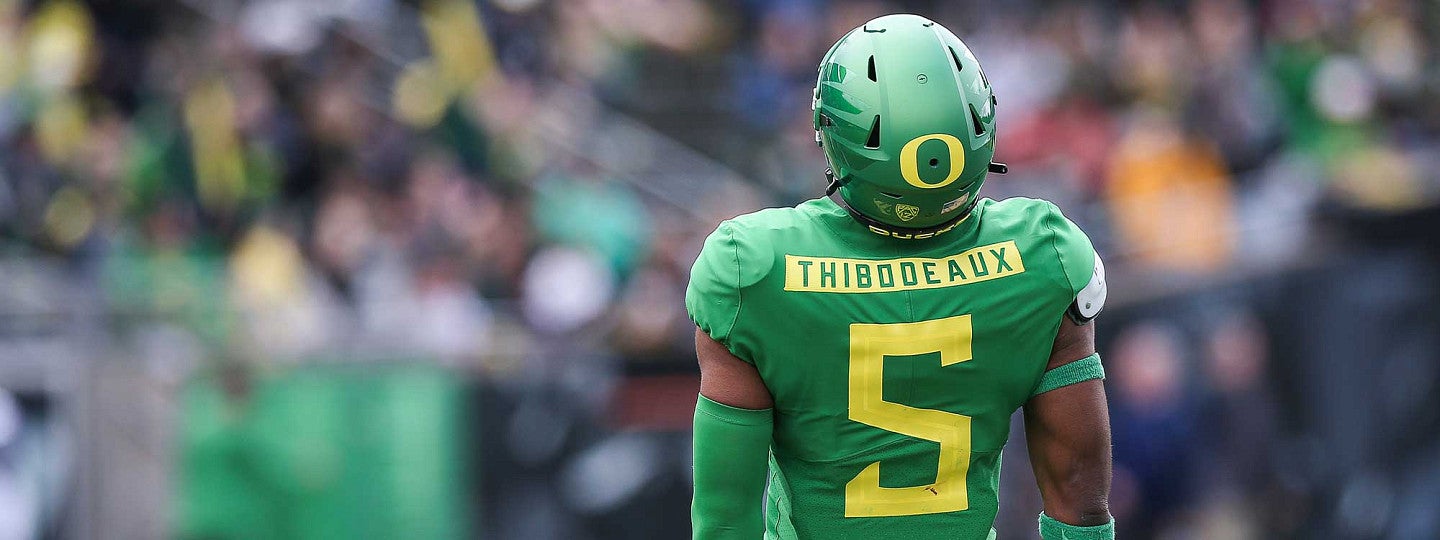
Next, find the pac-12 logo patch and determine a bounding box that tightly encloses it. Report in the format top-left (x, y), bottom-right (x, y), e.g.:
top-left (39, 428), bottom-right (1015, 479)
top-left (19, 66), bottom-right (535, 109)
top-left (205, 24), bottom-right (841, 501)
top-left (895, 203), bottom-right (920, 222)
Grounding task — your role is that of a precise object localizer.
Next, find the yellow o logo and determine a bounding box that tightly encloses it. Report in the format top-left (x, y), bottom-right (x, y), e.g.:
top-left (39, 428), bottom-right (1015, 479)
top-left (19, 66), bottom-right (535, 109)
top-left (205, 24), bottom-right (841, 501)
top-left (899, 134), bottom-right (966, 189)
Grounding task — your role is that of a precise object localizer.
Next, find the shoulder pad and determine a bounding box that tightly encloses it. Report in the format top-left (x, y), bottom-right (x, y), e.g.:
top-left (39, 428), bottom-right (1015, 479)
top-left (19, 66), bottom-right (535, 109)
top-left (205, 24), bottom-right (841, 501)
top-left (1067, 251), bottom-right (1106, 324)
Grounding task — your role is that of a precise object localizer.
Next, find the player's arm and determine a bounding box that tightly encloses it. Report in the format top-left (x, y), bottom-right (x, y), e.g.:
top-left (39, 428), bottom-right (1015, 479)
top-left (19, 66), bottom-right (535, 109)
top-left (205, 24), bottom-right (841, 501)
top-left (1024, 315), bottom-right (1114, 538)
top-left (692, 327), bottom-right (773, 540)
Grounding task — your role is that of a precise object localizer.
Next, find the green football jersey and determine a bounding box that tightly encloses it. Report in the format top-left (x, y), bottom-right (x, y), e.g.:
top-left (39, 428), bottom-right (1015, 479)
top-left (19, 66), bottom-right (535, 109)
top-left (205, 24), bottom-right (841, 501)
top-left (686, 196), bottom-right (1097, 540)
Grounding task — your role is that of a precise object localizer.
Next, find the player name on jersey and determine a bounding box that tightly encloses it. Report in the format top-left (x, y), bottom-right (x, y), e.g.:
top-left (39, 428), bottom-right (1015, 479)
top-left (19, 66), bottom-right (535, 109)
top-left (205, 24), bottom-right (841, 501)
top-left (784, 240), bottom-right (1025, 293)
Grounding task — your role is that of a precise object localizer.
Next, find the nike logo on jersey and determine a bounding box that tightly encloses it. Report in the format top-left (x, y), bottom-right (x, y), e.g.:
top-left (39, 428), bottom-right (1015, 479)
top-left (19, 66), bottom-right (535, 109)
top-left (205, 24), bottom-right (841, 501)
top-left (784, 240), bottom-right (1025, 293)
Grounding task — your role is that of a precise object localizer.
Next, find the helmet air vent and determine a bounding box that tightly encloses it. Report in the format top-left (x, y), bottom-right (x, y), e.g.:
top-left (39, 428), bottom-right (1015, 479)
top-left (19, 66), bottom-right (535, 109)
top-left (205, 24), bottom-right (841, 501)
top-left (970, 105), bottom-right (985, 136)
top-left (867, 56), bottom-right (877, 82)
top-left (865, 115), bottom-right (881, 149)
top-left (949, 47), bottom-right (965, 72)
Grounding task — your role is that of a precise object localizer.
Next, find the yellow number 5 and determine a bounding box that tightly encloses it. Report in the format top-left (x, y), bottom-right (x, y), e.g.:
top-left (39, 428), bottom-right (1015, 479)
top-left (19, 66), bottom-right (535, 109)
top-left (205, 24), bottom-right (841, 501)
top-left (845, 314), bottom-right (973, 517)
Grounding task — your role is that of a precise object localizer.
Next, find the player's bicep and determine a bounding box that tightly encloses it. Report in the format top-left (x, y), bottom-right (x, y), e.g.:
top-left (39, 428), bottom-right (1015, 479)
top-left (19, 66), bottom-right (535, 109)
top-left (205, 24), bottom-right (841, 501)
top-left (1047, 314), bottom-right (1096, 371)
top-left (1024, 378), bottom-right (1112, 526)
top-left (696, 327), bottom-right (773, 410)
top-left (1025, 314), bottom-right (1111, 526)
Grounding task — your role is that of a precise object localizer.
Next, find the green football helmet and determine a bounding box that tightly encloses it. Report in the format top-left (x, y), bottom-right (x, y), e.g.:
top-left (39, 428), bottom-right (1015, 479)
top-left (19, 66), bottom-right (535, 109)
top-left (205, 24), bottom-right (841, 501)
top-left (813, 14), bottom-right (1004, 238)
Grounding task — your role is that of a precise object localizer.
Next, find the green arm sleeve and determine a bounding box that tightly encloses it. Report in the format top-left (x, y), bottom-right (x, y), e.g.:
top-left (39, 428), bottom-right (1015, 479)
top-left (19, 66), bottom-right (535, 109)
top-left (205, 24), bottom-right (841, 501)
top-left (692, 394), bottom-right (772, 540)
top-left (1031, 353), bottom-right (1105, 396)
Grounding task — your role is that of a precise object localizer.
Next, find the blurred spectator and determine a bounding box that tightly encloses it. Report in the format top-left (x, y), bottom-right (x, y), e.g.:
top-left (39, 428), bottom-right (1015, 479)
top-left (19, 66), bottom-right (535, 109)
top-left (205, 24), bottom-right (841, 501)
top-left (1108, 321), bottom-right (1201, 538)
top-left (1105, 110), bottom-right (1236, 273)
top-left (530, 161), bottom-right (651, 278)
top-left (0, 390), bottom-right (36, 540)
top-left (1195, 311), bottom-right (1294, 538)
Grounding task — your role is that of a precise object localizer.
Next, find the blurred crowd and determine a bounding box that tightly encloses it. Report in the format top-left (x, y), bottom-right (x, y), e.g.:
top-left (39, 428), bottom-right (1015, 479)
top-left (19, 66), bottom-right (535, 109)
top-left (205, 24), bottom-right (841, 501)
top-left (1, 0), bottom-right (1439, 538)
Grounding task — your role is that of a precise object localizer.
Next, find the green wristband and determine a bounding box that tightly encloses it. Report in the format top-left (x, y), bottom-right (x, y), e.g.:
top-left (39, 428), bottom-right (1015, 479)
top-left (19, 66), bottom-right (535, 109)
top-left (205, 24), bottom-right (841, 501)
top-left (1039, 513), bottom-right (1114, 540)
top-left (1032, 353), bottom-right (1105, 396)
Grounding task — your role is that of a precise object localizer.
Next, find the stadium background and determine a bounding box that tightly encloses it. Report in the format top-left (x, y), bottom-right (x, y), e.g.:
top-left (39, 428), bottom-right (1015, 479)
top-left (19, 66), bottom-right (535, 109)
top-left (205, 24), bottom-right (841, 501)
top-left (0, 0), bottom-right (1438, 538)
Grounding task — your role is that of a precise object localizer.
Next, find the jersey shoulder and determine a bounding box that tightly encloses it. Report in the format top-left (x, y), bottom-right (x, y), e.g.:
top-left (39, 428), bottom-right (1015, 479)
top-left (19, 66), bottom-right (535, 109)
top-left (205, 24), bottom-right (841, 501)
top-left (981, 197), bottom-right (1099, 300)
top-left (685, 204), bottom-right (821, 350)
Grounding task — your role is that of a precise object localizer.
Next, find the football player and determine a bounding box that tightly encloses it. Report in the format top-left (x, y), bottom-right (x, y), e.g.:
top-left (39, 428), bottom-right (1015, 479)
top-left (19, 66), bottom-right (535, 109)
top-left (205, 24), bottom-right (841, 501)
top-left (686, 14), bottom-right (1113, 540)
